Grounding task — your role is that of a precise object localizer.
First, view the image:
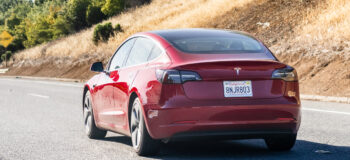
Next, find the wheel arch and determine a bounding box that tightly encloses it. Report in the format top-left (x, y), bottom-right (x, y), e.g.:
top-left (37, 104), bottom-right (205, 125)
top-left (82, 85), bottom-right (90, 110)
top-left (128, 92), bottom-right (139, 132)
top-left (127, 90), bottom-right (153, 137)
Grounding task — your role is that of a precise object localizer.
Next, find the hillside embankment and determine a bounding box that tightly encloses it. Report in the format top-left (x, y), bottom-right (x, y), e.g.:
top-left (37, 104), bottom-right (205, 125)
top-left (2, 0), bottom-right (350, 97)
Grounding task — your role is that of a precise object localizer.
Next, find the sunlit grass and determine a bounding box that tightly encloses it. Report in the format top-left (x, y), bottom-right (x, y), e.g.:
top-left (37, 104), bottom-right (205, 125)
top-left (13, 0), bottom-right (349, 61)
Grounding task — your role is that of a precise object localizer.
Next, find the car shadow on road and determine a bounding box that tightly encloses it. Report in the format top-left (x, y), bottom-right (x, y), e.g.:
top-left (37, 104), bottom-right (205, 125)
top-left (154, 139), bottom-right (350, 160)
top-left (100, 136), bottom-right (132, 146)
top-left (102, 135), bottom-right (350, 160)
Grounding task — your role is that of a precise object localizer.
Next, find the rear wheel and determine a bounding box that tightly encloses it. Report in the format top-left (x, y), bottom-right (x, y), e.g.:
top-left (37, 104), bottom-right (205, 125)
top-left (264, 134), bottom-right (297, 151)
top-left (83, 92), bottom-right (107, 139)
top-left (130, 98), bottom-right (160, 156)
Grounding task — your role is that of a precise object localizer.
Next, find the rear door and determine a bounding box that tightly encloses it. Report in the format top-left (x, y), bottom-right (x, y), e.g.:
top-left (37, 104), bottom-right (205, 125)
top-left (111, 37), bottom-right (155, 128)
top-left (97, 38), bottom-right (135, 125)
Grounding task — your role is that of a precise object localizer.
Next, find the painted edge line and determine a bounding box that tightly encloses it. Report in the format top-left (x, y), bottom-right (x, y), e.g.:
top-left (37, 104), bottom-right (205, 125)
top-left (301, 94), bottom-right (350, 104)
top-left (0, 75), bottom-right (84, 83)
top-left (28, 93), bottom-right (49, 99)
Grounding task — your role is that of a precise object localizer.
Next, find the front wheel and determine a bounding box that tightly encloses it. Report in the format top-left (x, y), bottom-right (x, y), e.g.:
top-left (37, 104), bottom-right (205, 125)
top-left (83, 92), bottom-right (107, 139)
top-left (264, 134), bottom-right (297, 151)
top-left (130, 98), bottom-right (160, 156)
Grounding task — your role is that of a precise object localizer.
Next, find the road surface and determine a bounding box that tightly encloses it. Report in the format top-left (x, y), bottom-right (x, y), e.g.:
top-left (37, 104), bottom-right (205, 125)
top-left (0, 78), bottom-right (349, 160)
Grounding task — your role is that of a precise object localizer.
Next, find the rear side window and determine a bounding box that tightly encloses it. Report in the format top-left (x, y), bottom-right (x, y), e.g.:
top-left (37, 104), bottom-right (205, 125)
top-left (170, 37), bottom-right (264, 54)
top-left (147, 45), bottom-right (162, 61)
top-left (109, 38), bottom-right (135, 70)
top-left (125, 37), bottom-right (154, 67)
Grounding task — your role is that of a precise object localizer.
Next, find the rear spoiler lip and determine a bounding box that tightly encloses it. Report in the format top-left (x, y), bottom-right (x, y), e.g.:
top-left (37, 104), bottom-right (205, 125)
top-left (169, 59), bottom-right (285, 69)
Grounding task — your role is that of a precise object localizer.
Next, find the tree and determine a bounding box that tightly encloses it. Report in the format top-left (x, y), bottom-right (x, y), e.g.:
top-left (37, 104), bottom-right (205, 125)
top-left (66, 0), bottom-right (91, 30)
top-left (24, 16), bottom-right (53, 47)
top-left (86, 5), bottom-right (106, 26)
top-left (52, 15), bottom-right (72, 39)
top-left (101, 0), bottom-right (125, 17)
top-left (5, 14), bottom-right (21, 29)
top-left (34, 0), bottom-right (49, 5)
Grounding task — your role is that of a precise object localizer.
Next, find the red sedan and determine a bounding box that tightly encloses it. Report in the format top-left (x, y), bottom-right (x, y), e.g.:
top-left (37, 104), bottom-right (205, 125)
top-left (83, 29), bottom-right (301, 156)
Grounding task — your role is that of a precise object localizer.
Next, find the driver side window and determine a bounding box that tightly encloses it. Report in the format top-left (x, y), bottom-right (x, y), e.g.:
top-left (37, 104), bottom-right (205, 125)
top-left (109, 38), bottom-right (135, 71)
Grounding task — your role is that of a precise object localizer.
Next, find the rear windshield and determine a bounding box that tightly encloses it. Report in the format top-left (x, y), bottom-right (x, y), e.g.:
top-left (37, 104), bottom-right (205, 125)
top-left (168, 36), bottom-right (265, 54)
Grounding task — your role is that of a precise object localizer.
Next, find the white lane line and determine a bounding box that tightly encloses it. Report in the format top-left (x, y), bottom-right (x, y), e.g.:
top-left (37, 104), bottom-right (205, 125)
top-left (303, 108), bottom-right (350, 116)
top-left (28, 93), bottom-right (50, 99)
top-left (0, 78), bottom-right (82, 88)
top-left (32, 81), bottom-right (82, 88)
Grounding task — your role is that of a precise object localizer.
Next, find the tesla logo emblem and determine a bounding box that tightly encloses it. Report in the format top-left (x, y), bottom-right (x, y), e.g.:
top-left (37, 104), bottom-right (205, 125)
top-left (234, 67), bottom-right (241, 75)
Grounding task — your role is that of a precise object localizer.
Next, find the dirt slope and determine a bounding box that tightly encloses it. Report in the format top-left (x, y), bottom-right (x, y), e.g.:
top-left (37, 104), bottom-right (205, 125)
top-left (3, 0), bottom-right (350, 97)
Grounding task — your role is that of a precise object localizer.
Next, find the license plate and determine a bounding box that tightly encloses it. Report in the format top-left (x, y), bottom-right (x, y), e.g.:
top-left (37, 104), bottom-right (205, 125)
top-left (223, 81), bottom-right (253, 97)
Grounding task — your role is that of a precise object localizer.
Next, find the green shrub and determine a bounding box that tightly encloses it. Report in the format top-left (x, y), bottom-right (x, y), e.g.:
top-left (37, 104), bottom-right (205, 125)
top-left (114, 23), bottom-right (122, 32)
top-left (1, 51), bottom-right (12, 62)
top-left (92, 22), bottom-right (122, 44)
top-left (86, 5), bottom-right (106, 26)
top-left (101, 0), bottom-right (125, 17)
top-left (93, 22), bottom-right (114, 44)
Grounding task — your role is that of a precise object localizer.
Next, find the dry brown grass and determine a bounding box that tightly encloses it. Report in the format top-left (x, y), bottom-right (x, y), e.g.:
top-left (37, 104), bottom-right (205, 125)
top-left (13, 0), bottom-right (254, 61)
top-left (299, 0), bottom-right (350, 42)
top-left (273, 0), bottom-right (350, 59)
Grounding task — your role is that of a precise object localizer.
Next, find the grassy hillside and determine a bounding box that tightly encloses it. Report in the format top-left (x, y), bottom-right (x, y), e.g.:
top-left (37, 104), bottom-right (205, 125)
top-left (3, 0), bottom-right (350, 97)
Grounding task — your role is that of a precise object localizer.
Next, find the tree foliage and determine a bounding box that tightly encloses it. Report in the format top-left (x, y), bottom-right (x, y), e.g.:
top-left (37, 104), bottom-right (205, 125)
top-left (93, 22), bottom-right (114, 44)
top-left (0, 0), bottom-right (126, 59)
top-left (101, 0), bottom-right (125, 16)
top-left (86, 5), bottom-right (106, 26)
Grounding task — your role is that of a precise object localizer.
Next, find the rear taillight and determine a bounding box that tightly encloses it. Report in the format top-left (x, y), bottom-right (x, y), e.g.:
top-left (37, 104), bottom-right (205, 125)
top-left (272, 66), bottom-right (298, 81)
top-left (156, 69), bottom-right (202, 84)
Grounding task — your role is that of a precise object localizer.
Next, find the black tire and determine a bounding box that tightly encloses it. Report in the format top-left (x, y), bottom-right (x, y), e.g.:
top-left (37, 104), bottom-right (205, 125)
top-left (264, 134), bottom-right (297, 151)
top-left (83, 92), bottom-right (107, 139)
top-left (130, 98), bottom-right (160, 156)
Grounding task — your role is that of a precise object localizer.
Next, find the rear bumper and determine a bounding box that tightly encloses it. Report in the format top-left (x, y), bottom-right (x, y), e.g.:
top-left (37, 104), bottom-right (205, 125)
top-left (144, 97), bottom-right (301, 139)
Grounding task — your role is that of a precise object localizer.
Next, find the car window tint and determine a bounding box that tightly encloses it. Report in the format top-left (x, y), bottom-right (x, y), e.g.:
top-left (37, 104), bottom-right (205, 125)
top-left (125, 37), bottom-right (154, 67)
top-left (170, 37), bottom-right (263, 53)
top-left (147, 45), bottom-right (162, 61)
top-left (109, 38), bottom-right (135, 70)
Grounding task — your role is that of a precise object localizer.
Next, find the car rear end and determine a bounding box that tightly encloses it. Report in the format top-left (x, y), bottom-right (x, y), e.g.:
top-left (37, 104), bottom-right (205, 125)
top-left (144, 29), bottom-right (301, 141)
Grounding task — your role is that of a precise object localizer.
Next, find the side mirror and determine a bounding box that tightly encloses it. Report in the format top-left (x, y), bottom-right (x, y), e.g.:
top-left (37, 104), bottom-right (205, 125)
top-left (90, 62), bottom-right (104, 72)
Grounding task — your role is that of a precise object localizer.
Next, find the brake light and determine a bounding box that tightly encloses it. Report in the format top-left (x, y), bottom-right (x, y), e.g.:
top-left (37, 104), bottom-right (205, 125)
top-left (156, 69), bottom-right (202, 83)
top-left (271, 66), bottom-right (298, 81)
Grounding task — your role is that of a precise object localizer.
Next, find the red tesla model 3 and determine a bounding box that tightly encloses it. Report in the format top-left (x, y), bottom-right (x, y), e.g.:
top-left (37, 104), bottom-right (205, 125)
top-left (83, 29), bottom-right (301, 156)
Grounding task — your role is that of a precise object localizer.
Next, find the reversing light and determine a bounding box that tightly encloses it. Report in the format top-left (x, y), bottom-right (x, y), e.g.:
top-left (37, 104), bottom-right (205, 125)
top-left (156, 69), bottom-right (202, 84)
top-left (272, 66), bottom-right (298, 81)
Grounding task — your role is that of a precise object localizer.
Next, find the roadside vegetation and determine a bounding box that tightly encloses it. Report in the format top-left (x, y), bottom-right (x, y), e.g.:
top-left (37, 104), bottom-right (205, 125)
top-left (1, 0), bottom-right (349, 97)
top-left (0, 0), bottom-right (127, 62)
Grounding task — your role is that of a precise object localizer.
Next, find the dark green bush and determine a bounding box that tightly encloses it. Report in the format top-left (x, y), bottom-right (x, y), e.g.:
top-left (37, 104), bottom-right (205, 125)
top-left (86, 5), bottom-right (106, 26)
top-left (114, 23), bottom-right (122, 32)
top-left (67, 0), bottom-right (91, 30)
top-left (93, 22), bottom-right (114, 44)
top-left (92, 22), bottom-right (122, 44)
top-left (1, 51), bottom-right (12, 62)
top-left (101, 0), bottom-right (125, 16)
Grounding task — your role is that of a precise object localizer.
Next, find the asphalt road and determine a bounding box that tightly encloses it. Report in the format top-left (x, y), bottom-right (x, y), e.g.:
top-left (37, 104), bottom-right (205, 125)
top-left (0, 78), bottom-right (349, 160)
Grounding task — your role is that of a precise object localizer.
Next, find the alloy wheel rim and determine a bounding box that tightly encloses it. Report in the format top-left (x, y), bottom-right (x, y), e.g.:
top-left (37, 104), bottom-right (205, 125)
top-left (131, 101), bottom-right (142, 149)
top-left (84, 96), bottom-right (92, 134)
